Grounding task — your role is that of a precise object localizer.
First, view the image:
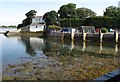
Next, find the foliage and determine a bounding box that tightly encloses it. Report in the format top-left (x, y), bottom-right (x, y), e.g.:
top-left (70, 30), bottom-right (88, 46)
top-left (58, 3), bottom-right (77, 19)
top-left (0, 25), bottom-right (8, 28)
top-left (22, 17), bottom-right (32, 26)
top-left (43, 10), bottom-right (58, 25)
top-left (76, 7), bottom-right (96, 20)
top-left (48, 25), bottom-right (61, 30)
top-left (0, 25), bottom-right (16, 28)
top-left (104, 6), bottom-right (120, 19)
top-left (17, 10), bottom-right (37, 29)
top-left (60, 18), bottom-right (83, 28)
top-left (8, 25), bottom-right (16, 28)
top-left (101, 27), bottom-right (108, 33)
top-left (25, 10), bottom-right (37, 19)
top-left (84, 16), bottom-right (118, 28)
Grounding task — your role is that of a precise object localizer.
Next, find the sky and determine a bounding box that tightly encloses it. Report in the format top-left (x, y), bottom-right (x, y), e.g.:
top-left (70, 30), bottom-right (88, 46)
top-left (0, 0), bottom-right (119, 26)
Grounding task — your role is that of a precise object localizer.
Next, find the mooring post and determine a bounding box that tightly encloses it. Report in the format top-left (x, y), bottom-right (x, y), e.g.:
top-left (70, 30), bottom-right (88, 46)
top-left (99, 30), bottom-right (103, 42)
top-left (99, 42), bottom-right (102, 53)
top-left (82, 30), bottom-right (86, 41)
top-left (114, 43), bottom-right (118, 55)
top-left (61, 32), bottom-right (64, 40)
top-left (82, 41), bottom-right (86, 52)
top-left (71, 32), bottom-right (75, 41)
top-left (71, 29), bottom-right (75, 41)
top-left (114, 30), bottom-right (118, 43)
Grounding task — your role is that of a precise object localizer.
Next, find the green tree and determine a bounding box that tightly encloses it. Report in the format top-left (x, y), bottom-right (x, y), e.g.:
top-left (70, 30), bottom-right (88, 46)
top-left (25, 10), bottom-right (37, 19)
top-left (76, 7), bottom-right (96, 20)
top-left (58, 3), bottom-right (77, 19)
top-left (43, 10), bottom-right (58, 25)
top-left (17, 10), bottom-right (37, 29)
top-left (104, 6), bottom-right (120, 18)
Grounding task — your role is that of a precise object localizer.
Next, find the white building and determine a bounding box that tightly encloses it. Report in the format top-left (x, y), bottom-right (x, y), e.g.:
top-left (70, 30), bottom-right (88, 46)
top-left (118, 1), bottom-right (120, 7)
top-left (21, 16), bottom-right (46, 32)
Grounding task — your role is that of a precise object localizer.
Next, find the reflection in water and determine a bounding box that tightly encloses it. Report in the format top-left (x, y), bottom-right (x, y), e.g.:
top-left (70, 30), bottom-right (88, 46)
top-left (70, 41), bottom-right (74, 51)
top-left (2, 35), bottom-right (119, 80)
top-left (114, 44), bottom-right (118, 55)
top-left (18, 36), bottom-right (119, 57)
top-left (99, 42), bottom-right (103, 53)
top-left (20, 37), bottom-right (45, 57)
top-left (82, 41), bottom-right (86, 52)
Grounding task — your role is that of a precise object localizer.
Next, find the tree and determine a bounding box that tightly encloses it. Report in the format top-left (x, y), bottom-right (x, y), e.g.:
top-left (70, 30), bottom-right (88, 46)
top-left (104, 6), bottom-right (120, 18)
top-left (25, 10), bottom-right (37, 19)
top-left (43, 10), bottom-right (58, 25)
top-left (17, 10), bottom-right (37, 29)
top-left (58, 3), bottom-right (77, 19)
top-left (76, 7), bottom-right (96, 20)
top-left (22, 17), bottom-right (32, 26)
top-left (84, 16), bottom-right (118, 28)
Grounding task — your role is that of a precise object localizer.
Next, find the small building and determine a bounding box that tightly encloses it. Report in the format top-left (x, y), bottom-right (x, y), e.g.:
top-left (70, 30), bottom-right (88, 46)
top-left (21, 16), bottom-right (46, 32)
top-left (77, 26), bottom-right (95, 33)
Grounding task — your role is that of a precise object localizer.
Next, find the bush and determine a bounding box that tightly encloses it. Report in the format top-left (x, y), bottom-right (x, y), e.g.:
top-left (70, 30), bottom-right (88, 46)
top-left (48, 25), bottom-right (61, 30)
top-left (101, 27), bottom-right (108, 33)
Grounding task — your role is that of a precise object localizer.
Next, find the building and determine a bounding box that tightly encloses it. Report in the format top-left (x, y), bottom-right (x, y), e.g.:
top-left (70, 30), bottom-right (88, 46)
top-left (20, 37), bottom-right (45, 56)
top-left (77, 26), bottom-right (95, 33)
top-left (118, 1), bottom-right (120, 7)
top-left (21, 16), bottom-right (46, 32)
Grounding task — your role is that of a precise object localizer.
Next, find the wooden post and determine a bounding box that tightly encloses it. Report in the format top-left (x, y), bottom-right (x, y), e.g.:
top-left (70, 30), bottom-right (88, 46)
top-left (114, 31), bottom-right (118, 43)
top-left (71, 32), bottom-right (75, 41)
top-left (99, 30), bottom-right (103, 42)
top-left (114, 43), bottom-right (118, 55)
top-left (82, 30), bottom-right (87, 41)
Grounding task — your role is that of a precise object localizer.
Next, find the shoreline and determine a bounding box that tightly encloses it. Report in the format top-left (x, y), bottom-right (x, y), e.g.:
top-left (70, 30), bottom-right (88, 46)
top-left (2, 53), bottom-right (119, 80)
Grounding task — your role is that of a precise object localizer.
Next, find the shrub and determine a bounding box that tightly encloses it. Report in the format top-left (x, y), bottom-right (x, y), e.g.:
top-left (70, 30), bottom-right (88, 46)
top-left (48, 25), bottom-right (61, 30)
top-left (101, 27), bottom-right (108, 33)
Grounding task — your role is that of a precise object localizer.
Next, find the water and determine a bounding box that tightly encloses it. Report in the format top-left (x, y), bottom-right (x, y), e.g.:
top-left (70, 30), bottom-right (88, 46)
top-left (1, 34), bottom-right (119, 64)
top-left (1, 34), bottom-right (120, 80)
top-left (0, 28), bottom-right (17, 32)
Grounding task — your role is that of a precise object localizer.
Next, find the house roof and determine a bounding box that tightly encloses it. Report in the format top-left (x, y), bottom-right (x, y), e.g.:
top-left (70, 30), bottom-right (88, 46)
top-left (34, 16), bottom-right (43, 19)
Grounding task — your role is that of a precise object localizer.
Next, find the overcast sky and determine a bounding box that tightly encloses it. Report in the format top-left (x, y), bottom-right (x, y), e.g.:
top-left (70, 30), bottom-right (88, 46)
top-left (0, 0), bottom-right (119, 26)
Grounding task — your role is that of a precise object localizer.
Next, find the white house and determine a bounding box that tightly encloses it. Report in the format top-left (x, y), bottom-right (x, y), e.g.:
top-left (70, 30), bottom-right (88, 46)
top-left (21, 16), bottom-right (46, 32)
top-left (118, 1), bottom-right (120, 8)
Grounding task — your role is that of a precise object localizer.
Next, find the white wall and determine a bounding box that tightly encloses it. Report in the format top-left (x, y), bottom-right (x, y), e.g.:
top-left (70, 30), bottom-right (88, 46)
top-left (30, 37), bottom-right (44, 51)
top-left (119, 1), bottom-right (120, 7)
top-left (30, 25), bottom-right (44, 32)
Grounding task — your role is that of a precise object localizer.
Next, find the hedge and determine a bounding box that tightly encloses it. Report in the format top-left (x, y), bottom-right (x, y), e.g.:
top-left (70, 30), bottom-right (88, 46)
top-left (60, 18), bottom-right (84, 28)
top-left (84, 16), bottom-right (119, 29)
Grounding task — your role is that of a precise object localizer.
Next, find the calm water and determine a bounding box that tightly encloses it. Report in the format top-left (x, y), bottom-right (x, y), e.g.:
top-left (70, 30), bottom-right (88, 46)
top-left (1, 33), bottom-right (120, 80)
top-left (0, 28), bottom-right (17, 32)
top-left (1, 34), bottom-right (119, 65)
